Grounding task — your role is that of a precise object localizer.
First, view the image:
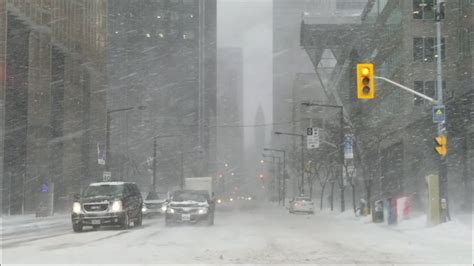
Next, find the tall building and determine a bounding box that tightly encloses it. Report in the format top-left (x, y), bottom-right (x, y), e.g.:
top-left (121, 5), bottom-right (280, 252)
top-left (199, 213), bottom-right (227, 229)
top-left (272, 0), bottom-right (314, 147)
top-left (1, 0), bottom-right (108, 214)
top-left (300, 0), bottom-right (472, 211)
top-left (107, 0), bottom-right (217, 189)
top-left (217, 48), bottom-right (244, 184)
top-left (352, 0), bottom-right (473, 211)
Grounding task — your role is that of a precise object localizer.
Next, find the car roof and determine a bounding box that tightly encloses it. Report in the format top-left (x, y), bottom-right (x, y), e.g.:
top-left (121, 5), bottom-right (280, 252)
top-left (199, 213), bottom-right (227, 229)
top-left (89, 182), bottom-right (135, 186)
top-left (295, 197), bottom-right (312, 200)
top-left (174, 189), bottom-right (208, 194)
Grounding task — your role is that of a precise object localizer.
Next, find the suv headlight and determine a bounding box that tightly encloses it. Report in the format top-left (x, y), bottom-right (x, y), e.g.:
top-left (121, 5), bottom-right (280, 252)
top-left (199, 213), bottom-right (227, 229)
top-left (111, 200), bottom-right (123, 212)
top-left (73, 202), bottom-right (81, 214)
top-left (198, 207), bottom-right (208, 214)
top-left (142, 205), bottom-right (147, 213)
top-left (167, 208), bottom-right (175, 214)
top-left (161, 205), bottom-right (167, 212)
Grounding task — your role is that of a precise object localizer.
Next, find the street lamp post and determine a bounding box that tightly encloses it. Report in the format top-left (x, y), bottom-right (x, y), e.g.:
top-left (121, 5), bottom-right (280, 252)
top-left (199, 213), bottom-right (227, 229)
top-left (263, 153), bottom-right (281, 203)
top-left (302, 102), bottom-right (345, 211)
top-left (264, 148), bottom-right (286, 206)
top-left (274, 131), bottom-right (305, 195)
top-left (106, 106), bottom-right (147, 176)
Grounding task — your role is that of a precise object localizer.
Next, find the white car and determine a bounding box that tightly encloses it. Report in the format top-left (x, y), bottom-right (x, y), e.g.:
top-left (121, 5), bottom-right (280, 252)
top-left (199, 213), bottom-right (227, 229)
top-left (142, 191), bottom-right (168, 217)
top-left (289, 197), bottom-right (314, 214)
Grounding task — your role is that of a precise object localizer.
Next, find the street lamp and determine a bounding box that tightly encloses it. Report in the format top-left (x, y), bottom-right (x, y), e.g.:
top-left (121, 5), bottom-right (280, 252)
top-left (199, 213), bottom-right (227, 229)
top-left (264, 148), bottom-right (287, 206)
top-left (274, 131), bottom-right (305, 195)
top-left (301, 103), bottom-right (344, 203)
top-left (106, 105), bottom-right (147, 175)
top-left (263, 153), bottom-right (281, 204)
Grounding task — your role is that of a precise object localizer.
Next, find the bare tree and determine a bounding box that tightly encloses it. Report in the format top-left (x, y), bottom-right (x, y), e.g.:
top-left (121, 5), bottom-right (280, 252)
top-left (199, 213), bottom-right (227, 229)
top-left (343, 161), bottom-right (357, 214)
top-left (337, 164), bottom-right (347, 212)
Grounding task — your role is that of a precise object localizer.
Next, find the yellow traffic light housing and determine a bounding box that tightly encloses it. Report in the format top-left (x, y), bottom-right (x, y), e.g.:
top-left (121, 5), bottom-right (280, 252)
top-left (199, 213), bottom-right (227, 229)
top-left (357, 63), bottom-right (375, 99)
top-left (435, 135), bottom-right (447, 157)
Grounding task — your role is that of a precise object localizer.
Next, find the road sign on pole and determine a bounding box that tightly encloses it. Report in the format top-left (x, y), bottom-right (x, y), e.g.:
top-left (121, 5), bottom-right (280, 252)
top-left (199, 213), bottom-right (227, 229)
top-left (307, 128), bottom-right (319, 149)
top-left (433, 105), bottom-right (446, 123)
top-left (97, 143), bottom-right (106, 165)
top-left (103, 171), bottom-right (112, 182)
top-left (344, 134), bottom-right (354, 159)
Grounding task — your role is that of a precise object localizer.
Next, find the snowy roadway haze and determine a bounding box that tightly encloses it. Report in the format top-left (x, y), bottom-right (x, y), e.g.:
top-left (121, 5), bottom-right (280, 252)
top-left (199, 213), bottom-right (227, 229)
top-left (1, 203), bottom-right (472, 264)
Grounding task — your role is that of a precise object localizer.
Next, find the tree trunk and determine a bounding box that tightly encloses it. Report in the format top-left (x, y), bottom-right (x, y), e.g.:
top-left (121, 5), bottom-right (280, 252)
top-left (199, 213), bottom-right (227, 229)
top-left (320, 183), bottom-right (326, 210)
top-left (340, 187), bottom-right (345, 212)
top-left (330, 182), bottom-right (335, 211)
top-left (366, 181), bottom-right (372, 214)
top-left (351, 183), bottom-right (356, 214)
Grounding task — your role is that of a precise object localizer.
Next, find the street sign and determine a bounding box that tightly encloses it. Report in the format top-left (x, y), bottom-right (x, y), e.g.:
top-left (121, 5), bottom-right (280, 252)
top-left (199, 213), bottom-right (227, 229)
top-left (103, 171), bottom-right (112, 182)
top-left (307, 127), bottom-right (320, 149)
top-left (433, 105), bottom-right (446, 123)
top-left (344, 134), bottom-right (354, 159)
top-left (40, 181), bottom-right (49, 193)
top-left (97, 143), bottom-right (106, 165)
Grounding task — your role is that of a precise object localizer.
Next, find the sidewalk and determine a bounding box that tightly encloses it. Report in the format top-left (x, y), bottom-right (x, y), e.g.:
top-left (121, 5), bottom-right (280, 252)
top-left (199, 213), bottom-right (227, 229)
top-left (328, 209), bottom-right (473, 263)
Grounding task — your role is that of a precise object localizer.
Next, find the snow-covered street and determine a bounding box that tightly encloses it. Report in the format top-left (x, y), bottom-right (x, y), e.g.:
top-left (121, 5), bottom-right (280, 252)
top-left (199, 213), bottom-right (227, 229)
top-left (1, 203), bottom-right (472, 264)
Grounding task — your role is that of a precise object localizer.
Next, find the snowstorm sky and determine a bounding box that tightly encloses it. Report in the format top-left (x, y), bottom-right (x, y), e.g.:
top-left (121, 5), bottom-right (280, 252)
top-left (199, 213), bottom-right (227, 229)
top-left (217, 0), bottom-right (273, 146)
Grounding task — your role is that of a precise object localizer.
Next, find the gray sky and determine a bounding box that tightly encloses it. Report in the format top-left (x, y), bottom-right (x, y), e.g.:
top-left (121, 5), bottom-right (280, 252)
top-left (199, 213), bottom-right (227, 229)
top-left (217, 0), bottom-right (273, 146)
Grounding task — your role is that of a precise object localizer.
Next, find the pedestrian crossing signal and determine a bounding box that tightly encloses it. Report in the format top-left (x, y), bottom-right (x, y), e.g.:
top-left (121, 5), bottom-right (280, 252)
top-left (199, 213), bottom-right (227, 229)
top-left (357, 63), bottom-right (375, 99)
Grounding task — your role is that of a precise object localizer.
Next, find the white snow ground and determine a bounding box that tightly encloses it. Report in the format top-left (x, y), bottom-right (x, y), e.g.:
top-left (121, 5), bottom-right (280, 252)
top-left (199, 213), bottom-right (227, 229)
top-left (1, 203), bottom-right (472, 265)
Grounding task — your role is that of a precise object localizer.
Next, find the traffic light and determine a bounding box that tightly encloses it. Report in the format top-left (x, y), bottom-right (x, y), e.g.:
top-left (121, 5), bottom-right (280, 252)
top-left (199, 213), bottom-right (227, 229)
top-left (356, 63), bottom-right (374, 99)
top-left (435, 135), bottom-right (447, 157)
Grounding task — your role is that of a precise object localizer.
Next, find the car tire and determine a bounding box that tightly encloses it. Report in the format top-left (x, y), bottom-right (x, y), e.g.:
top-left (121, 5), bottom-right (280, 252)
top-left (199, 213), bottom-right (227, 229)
top-left (120, 213), bottom-right (130, 230)
top-left (72, 223), bottom-right (83, 233)
top-left (135, 212), bottom-right (143, 227)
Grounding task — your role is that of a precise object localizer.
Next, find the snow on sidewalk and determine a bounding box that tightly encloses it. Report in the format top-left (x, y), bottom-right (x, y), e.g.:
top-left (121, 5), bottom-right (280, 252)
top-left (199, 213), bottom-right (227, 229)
top-left (327, 209), bottom-right (473, 264)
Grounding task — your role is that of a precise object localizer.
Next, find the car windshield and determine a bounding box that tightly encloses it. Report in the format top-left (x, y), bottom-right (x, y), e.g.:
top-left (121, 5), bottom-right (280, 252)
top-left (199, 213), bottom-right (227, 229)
top-left (295, 197), bottom-right (311, 202)
top-left (172, 191), bottom-right (208, 202)
top-left (83, 185), bottom-right (124, 198)
top-left (145, 192), bottom-right (160, 200)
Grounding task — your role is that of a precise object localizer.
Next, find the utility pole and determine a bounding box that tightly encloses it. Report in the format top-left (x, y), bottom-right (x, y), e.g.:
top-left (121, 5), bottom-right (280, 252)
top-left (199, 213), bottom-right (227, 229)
top-left (264, 148), bottom-right (286, 206)
top-left (153, 136), bottom-right (157, 191)
top-left (274, 132), bottom-right (305, 195)
top-left (435, 0), bottom-right (449, 222)
top-left (301, 103), bottom-right (344, 210)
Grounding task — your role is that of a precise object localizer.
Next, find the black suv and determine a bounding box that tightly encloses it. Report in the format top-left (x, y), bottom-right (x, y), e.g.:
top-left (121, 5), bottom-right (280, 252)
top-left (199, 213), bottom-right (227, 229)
top-left (71, 182), bottom-right (143, 232)
top-left (165, 190), bottom-right (215, 226)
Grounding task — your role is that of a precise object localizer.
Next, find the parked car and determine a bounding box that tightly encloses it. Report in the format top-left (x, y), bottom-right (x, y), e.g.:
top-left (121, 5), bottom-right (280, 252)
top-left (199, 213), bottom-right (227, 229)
top-left (142, 191), bottom-right (168, 217)
top-left (165, 190), bottom-right (215, 226)
top-left (71, 182), bottom-right (143, 232)
top-left (289, 197), bottom-right (314, 214)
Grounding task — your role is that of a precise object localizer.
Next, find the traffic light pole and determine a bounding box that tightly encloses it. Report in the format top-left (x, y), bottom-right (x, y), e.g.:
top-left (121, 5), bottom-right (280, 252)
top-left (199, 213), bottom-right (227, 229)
top-left (374, 76), bottom-right (439, 104)
top-left (435, 0), bottom-right (449, 222)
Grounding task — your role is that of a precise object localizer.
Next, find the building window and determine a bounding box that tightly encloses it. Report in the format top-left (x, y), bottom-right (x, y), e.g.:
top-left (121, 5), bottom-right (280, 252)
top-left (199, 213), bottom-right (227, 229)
top-left (413, 80), bottom-right (446, 105)
top-left (413, 0), bottom-right (435, 19)
top-left (413, 37), bottom-right (445, 62)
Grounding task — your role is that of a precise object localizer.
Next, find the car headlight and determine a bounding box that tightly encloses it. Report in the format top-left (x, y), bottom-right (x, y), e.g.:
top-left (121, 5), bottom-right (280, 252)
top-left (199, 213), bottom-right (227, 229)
top-left (167, 208), bottom-right (175, 214)
top-left (247, 197), bottom-right (252, 201)
top-left (111, 200), bottom-right (123, 212)
top-left (198, 208), bottom-right (208, 214)
top-left (142, 206), bottom-right (147, 213)
top-left (161, 205), bottom-right (167, 212)
top-left (217, 199), bottom-right (222, 204)
top-left (73, 202), bottom-right (81, 214)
